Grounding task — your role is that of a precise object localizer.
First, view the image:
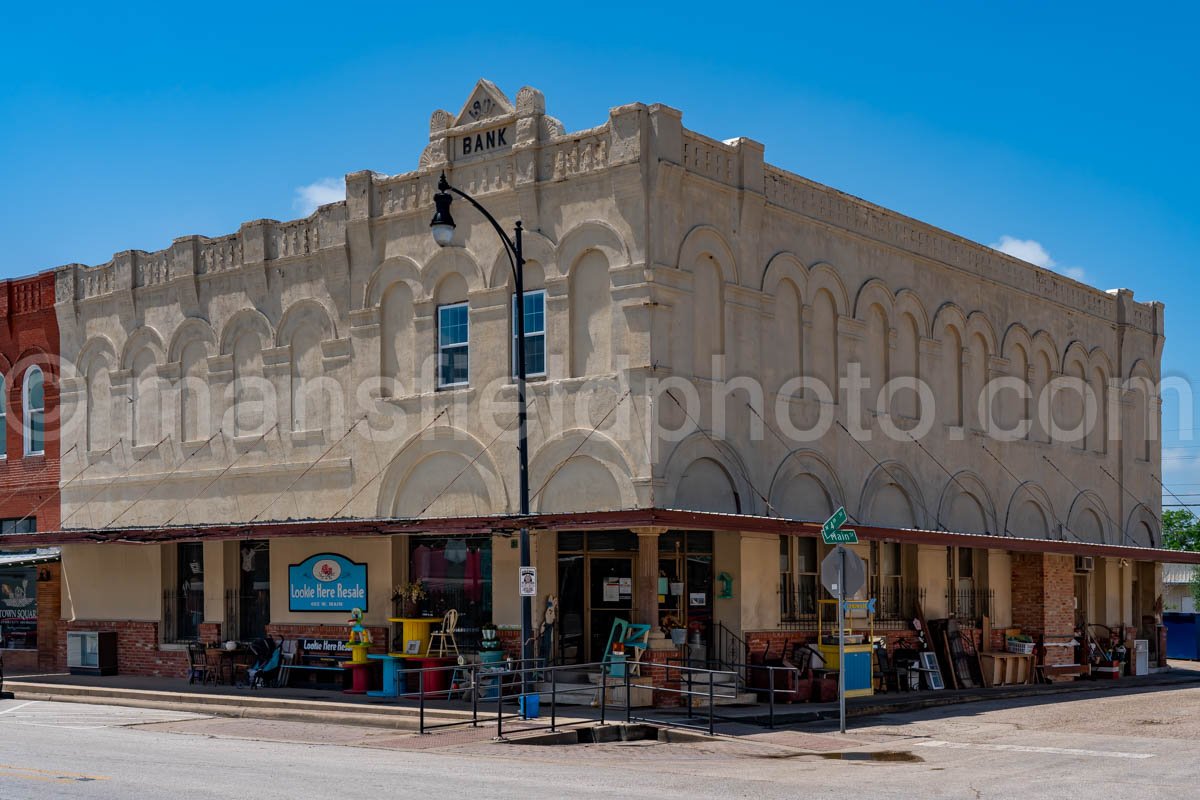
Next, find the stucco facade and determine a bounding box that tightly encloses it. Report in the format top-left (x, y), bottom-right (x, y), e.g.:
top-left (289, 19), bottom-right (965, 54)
top-left (40, 80), bottom-right (1168, 672)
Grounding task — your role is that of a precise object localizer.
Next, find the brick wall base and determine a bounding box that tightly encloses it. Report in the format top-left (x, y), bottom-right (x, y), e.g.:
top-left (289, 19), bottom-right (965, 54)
top-left (59, 620), bottom-right (188, 678)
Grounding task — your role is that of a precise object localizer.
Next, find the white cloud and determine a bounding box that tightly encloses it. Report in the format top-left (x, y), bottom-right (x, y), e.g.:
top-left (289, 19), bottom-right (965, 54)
top-left (293, 178), bottom-right (343, 215)
top-left (990, 234), bottom-right (1090, 284)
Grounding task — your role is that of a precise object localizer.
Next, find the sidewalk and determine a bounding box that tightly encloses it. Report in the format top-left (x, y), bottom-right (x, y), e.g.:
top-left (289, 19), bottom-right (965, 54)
top-left (6, 663), bottom-right (1200, 735)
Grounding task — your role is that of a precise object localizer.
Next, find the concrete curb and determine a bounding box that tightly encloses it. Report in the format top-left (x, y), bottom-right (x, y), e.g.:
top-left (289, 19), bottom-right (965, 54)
top-left (6, 681), bottom-right (475, 731)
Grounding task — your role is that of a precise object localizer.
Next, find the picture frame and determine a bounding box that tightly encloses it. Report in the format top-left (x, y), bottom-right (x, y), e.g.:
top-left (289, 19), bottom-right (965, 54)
top-left (405, 639), bottom-right (421, 655)
top-left (919, 651), bottom-right (944, 690)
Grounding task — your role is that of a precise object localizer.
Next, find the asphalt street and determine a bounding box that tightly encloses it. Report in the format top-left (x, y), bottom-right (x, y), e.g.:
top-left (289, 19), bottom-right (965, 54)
top-left (2, 682), bottom-right (1198, 799)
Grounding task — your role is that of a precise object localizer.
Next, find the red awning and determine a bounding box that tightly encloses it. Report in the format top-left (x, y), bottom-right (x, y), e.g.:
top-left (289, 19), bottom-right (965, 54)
top-left (2, 507), bottom-right (1194, 564)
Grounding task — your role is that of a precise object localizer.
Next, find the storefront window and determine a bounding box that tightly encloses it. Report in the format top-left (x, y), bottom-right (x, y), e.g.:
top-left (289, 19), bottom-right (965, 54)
top-left (658, 531), bottom-right (714, 648)
top-left (409, 537), bottom-right (492, 649)
top-left (780, 536), bottom-right (819, 623)
top-left (0, 566), bottom-right (37, 649)
top-left (163, 543), bottom-right (204, 643)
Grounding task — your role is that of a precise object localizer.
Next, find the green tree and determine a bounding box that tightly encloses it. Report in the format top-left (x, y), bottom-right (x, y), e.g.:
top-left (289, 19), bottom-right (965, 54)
top-left (1162, 508), bottom-right (1200, 552)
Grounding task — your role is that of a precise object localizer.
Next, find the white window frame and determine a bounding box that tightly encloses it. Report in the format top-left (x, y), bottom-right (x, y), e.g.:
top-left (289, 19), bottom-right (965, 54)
top-left (511, 289), bottom-right (547, 379)
top-left (23, 365), bottom-right (44, 457)
top-left (437, 302), bottom-right (470, 389)
top-left (0, 373), bottom-right (6, 459)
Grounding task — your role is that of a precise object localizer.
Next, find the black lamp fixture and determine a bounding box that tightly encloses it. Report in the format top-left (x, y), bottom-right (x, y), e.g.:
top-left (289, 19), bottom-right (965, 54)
top-left (430, 171), bottom-right (534, 691)
top-left (430, 176), bottom-right (457, 246)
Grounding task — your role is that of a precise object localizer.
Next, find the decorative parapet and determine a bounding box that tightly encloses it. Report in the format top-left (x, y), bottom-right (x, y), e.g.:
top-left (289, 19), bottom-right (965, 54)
top-left (682, 131), bottom-right (737, 187)
top-left (760, 163), bottom-right (1158, 331)
top-left (53, 202), bottom-right (347, 305)
top-left (540, 125), bottom-right (611, 182)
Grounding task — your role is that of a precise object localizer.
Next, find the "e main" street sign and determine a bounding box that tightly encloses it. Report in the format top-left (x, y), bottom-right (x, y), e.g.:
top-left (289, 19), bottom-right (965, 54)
top-left (821, 507), bottom-right (858, 545)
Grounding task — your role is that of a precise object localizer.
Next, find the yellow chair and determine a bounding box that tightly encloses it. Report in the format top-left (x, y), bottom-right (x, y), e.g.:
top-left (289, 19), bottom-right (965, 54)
top-left (427, 609), bottom-right (460, 657)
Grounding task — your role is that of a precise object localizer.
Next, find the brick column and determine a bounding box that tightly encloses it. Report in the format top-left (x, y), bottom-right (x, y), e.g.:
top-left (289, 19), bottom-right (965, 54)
top-left (1011, 552), bottom-right (1076, 676)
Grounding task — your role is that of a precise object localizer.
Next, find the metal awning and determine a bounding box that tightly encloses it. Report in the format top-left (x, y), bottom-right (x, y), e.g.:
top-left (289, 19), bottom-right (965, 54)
top-left (0, 508), bottom-right (1194, 564)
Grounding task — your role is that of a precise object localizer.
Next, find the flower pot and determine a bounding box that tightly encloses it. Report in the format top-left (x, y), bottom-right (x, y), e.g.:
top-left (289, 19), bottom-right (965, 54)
top-left (670, 628), bottom-right (687, 646)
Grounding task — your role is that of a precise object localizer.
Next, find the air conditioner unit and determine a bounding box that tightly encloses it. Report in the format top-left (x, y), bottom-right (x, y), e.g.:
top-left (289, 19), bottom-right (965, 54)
top-left (1075, 555), bottom-right (1095, 574)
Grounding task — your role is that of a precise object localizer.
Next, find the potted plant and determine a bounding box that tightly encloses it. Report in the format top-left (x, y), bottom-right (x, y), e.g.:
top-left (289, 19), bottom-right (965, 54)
top-left (391, 580), bottom-right (426, 618)
top-left (661, 615), bottom-right (687, 646)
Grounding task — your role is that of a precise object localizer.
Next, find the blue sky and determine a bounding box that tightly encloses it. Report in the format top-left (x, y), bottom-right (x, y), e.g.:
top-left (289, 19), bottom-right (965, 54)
top-left (3, 3), bottom-right (1198, 500)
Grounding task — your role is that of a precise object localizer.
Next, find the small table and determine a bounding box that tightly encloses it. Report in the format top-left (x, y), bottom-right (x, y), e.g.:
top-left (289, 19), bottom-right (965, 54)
top-left (387, 617), bottom-right (438, 657)
top-left (208, 647), bottom-right (252, 685)
top-left (366, 654), bottom-right (403, 698)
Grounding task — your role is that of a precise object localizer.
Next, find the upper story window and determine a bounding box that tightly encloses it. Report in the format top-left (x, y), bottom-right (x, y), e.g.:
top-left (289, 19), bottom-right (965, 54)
top-left (437, 302), bottom-right (470, 388)
top-left (0, 373), bottom-right (6, 459)
top-left (23, 366), bottom-right (44, 456)
top-left (512, 290), bottom-right (546, 378)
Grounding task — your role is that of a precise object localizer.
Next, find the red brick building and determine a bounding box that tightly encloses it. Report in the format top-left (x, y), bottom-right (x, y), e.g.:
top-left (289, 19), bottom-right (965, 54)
top-left (0, 272), bottom-right (61, 671)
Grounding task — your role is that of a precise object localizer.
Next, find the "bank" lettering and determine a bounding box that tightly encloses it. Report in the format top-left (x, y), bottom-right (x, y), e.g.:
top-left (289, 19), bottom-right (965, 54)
top-left (462, 126), bottom-right (508, 156)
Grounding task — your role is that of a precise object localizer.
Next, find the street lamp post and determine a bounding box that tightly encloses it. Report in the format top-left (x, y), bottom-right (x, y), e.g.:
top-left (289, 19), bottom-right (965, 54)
top-left (430, 172), bottom-right (534, 691)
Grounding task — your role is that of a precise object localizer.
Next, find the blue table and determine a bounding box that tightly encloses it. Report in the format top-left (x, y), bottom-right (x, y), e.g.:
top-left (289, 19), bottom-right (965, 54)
top-left (366, 654), bottom-right (402, 698)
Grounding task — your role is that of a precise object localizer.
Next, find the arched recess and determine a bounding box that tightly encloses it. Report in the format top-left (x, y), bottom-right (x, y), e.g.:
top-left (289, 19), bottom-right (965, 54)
top-left (937, 471), bottom-right (999, 535)
top-left (1124, 504), bottom-right (1159, 548)
top-left (219, 308), bottom-right (274, 356)
top-left (999, 323), bottom-right (1032, 437)
top-left (962, 312), bottom-right (996, 432)
top-left (661, 432), bottom-right (753, 515)
top-left (855, 280), bottom-right (895, 395)
top-left (276, 298), bottom-right (337, 346)
top-left (278, 299), bottom-right (338, 432)
top-left (1060, 342), bottom-right (1090, 449)
top-left (364, 257), bottom-right (422, 309)
top-left (933, 303), bottom-right (968, 427)
top-left (762, 253), bottom-right (808, 389)
top-left (119, 326), bottom-right (166, 371)
top-left (1127, 359), bottom-right (1156, 463)
top-left (569, 249), bottom-right (612, 377)
top-left (529, 429), bottom-right (638, 513)
top-left (376, 427), bottom-right (509, 518)
top-left (223, 311), bottom-right (272, 436)
top-left (487, 228), bottom-right (555, 287)
top-left (767, 450), bottom-right (845, 522)
top-left (859, 461), bottom-right (926, 530)
top-left (78, 336), bottom-right (117, 452)
top-left (1003, 482), bottom-right (1056, 539)
top-left (1029, 331), bottom-right (1058, 443)
top-left (555, 220), bottom-right (629, 283)
top-left (167, 318), bottom-right (217, 364)
top-left (1067, 491), bottom-right (1112, 544)
top-left (676, 225), bottom-right (738, 285)
top-left (421, 246), bottom-right (486, 298)
top-left (1088, 358), bottom-right (1110, 454)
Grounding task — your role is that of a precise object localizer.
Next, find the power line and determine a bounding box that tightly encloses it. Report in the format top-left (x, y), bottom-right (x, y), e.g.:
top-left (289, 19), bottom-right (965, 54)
top-left (981, 444), bottom-right (1083, 542)
top-left (59, 436), bottom-right (168, 529)
top-left (104, 430), bottom-right (222, 528)
top-left (530, 389), bottom-right (631, 505)
top-left (165, 425), bottom-right (278, 527)
top-left (325, 407), bottom-right (449, 521)
top-left (13, 440), bottom-right (120, 529)
top-left (833, 419), bottom-right (944, 531)
top-left (252, 416), bottom-right (367, 523)
top-left (664, 388), bottom-right (775, 515)
top-left (1042, 455), bottom-right (1138, 546)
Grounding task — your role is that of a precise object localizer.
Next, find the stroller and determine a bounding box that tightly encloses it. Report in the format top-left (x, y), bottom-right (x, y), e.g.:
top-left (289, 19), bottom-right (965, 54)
top-left (245, 637), bottom-right (282, 689)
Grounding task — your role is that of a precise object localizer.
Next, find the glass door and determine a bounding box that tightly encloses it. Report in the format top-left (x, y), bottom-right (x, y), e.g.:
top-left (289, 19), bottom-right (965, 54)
top-left (588, 556), bottom-right (634, 662)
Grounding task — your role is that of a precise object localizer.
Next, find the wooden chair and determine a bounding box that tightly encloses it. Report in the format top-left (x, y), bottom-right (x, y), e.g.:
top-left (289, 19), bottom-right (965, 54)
top-left (277, 639), bottom-right (298, 688)
top-left (427, 609), bottom-right (460, 657)
top-left (187, 642), bottom-right (212, 685)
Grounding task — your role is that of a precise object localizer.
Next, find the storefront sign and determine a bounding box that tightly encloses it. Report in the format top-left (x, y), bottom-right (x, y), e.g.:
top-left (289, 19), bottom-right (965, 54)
top-left (288, 554), bottom-right (368, 612)
top-left (0, 567), bottom-right (38, 648)
top-left (301, 638), bottom-right (351, 654)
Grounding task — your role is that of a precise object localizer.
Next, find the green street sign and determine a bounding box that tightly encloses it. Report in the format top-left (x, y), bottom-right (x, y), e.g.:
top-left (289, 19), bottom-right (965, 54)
top-left (822, 507), bottom-right (847, 537)
top-left (822, 528), bottom-right (858, 545)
